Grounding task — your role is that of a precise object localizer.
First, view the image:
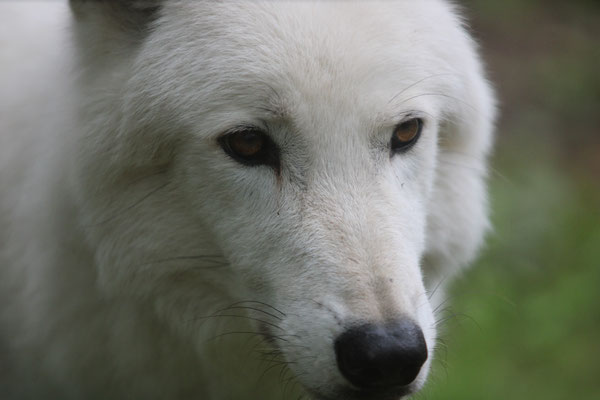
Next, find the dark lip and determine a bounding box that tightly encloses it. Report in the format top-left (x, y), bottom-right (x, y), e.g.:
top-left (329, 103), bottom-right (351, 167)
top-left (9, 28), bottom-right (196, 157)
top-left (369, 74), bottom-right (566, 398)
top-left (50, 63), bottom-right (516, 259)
top-left (308, 384), bottom-right (414, 400)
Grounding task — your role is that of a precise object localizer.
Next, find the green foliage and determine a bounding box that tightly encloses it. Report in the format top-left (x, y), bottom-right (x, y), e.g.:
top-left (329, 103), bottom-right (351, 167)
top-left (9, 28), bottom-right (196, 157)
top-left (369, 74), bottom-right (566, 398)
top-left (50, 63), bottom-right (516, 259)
top-left (419, 1), bottom-right (600, 397)
top-left (420, 148), bottom-right (600, 400)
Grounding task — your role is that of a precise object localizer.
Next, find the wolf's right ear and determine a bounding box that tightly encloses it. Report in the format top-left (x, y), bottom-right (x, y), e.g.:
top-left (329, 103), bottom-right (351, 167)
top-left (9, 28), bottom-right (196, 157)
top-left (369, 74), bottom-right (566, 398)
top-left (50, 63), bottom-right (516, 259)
top-left (69, 0), bottom-right (163, 34)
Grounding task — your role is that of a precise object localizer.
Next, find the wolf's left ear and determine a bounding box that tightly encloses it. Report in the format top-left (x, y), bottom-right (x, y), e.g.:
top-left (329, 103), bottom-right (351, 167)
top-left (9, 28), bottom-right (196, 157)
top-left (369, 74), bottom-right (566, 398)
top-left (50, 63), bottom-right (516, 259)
top-left (69, 0), bottom-right (171, 170)
top-left (69, 0), bottom-right (163, 34)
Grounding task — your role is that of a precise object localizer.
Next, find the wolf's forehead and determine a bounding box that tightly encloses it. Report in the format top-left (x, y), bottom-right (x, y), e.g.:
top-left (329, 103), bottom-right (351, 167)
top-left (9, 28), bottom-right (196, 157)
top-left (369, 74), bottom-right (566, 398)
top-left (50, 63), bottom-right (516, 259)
top-left (180, 2), bottom-right (440, 81)
top-left (145, 1), bottom-right (455, 127)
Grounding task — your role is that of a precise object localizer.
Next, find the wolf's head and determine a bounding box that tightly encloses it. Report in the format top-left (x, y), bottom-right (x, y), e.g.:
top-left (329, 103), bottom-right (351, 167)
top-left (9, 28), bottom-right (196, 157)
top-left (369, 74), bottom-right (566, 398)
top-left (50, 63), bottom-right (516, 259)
top-left (69, 1), bottom-right (495, 398)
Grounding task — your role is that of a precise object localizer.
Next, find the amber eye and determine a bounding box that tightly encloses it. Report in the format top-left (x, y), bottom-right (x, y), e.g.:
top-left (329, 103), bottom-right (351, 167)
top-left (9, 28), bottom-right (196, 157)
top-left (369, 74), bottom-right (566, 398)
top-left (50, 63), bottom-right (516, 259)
top-left (228, 130), bottom-right (264, 157)
top-left (218, 127), bottom-right (280, 170)
top-left (391, 118), bottom-right (423, 154)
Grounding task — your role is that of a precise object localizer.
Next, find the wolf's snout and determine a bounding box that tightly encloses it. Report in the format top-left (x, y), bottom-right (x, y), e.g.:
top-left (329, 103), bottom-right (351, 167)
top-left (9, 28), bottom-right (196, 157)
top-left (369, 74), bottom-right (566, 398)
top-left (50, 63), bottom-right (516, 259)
top-left (334, 319), bottom-right (428, 390)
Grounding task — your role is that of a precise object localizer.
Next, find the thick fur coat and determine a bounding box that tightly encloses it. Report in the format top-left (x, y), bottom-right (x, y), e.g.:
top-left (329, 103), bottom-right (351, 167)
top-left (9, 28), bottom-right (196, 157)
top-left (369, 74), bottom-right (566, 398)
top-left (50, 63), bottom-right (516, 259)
top-left (0, 1), bottom-right (495, 399)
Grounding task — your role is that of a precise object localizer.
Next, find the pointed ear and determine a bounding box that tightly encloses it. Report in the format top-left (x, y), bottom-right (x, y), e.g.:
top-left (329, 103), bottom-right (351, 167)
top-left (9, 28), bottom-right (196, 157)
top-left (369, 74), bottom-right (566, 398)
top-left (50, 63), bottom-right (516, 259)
top-left (69, 1), bottom-right (172, 170)
top-left (69, 0), bottom-right (163, 34)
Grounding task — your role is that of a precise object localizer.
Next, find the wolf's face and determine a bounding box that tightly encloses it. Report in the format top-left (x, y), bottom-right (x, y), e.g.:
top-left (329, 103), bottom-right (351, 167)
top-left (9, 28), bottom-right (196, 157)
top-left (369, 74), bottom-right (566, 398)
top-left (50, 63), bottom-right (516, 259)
top-left (70, 1), bottom-right (494, 399)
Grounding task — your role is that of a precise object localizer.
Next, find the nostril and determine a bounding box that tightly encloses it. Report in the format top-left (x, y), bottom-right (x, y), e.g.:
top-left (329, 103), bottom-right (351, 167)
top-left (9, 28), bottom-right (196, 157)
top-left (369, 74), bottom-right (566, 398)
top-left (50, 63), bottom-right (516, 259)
top-left (334, 319), bottom-right (428, 389)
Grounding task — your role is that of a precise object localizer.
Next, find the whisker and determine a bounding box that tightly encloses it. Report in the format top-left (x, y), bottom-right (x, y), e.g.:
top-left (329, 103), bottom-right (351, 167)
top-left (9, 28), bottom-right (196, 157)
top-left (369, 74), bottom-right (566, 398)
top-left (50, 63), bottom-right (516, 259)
top-left (205, 330), bottom-right (301, 344)
top-left (387, 73), bottom-right (460, 106)
top-left (205, 330), bottom-right (288, 343)
top-left (435, 309), bottom-right (482, 333)
top-left (278, 361), bottom-right (290, 382)
top-left (433, 337), bottom-right (449, 365)
top-left (397, 92), bottom-right (478, 113)
top-left (282, 370), bottom-right (297, 400)
top-left (393, 108), bottom-right (438, 121)
top-left (427, 276), bottom-right (448, 300)
top-left (138, 255), bottom-right (228, 268)
top-left (258, 359), bottom-right (295, 384)
top-left (216, 305), bottom-right (283, 321)
top-left (437, 159), bottom-right (488, 175)
top-left (194, 313), bottom-right (284, 332)
top-left (433, 297), bottom-right (453, 314)
top-left (227, 300), bottom-right (287, 317)
top-left (87, 180), bottom-right (170, 227)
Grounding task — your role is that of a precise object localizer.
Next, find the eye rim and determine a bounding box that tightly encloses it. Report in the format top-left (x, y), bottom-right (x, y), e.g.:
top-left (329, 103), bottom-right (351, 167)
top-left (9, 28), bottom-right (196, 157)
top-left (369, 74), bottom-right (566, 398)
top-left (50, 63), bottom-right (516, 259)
top-left (218, 126), bottom-right (280, 171)
top-left (390, 117), bottom-right (423, 155)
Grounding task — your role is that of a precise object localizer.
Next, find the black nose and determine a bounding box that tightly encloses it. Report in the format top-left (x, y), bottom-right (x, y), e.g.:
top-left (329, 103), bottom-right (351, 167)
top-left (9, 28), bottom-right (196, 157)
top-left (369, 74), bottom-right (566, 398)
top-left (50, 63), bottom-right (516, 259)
top-left (334, 319), bottom-right (428, 390)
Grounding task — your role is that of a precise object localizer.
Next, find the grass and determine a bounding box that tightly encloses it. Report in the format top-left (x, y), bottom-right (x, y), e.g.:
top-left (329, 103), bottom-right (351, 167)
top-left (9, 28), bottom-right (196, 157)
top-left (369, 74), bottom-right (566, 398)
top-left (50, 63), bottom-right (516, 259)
top-left (421, 1), bottom-right (600, 396)
top-left (420, 146), bottom-right (600, 399)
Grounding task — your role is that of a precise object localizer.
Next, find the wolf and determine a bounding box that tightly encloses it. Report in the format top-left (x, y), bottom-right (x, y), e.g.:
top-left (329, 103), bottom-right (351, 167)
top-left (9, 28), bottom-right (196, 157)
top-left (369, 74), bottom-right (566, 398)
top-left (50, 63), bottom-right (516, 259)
top-left (0, 1), bottom-right (495, 399)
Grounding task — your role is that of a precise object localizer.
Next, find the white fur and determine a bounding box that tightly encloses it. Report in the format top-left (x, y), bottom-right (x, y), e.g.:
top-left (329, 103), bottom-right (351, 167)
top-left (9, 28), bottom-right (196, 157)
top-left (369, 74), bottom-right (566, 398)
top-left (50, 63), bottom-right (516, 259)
top-left (0, 1), bottom-right (495, 399)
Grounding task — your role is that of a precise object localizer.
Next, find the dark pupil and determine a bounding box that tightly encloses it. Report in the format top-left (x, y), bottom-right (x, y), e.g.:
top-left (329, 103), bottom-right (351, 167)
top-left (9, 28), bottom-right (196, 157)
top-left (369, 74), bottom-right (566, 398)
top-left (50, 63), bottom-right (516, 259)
top-left (396, 119), bottom-right (418, 142)
top-left (231, 131), bottom-right (264, 157)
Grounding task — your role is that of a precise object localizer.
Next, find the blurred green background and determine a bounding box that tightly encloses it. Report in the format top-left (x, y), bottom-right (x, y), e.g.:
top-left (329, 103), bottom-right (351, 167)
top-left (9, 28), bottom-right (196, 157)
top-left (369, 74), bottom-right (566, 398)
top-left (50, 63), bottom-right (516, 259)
top-left (420, 1), bottom-right (600, 399)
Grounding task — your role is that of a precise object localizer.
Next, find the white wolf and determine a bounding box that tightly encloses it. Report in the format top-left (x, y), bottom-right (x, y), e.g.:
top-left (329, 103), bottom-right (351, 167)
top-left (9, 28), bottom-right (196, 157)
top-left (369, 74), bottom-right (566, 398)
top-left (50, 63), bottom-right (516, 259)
top-left (0, 1), bottom-right (495, 399)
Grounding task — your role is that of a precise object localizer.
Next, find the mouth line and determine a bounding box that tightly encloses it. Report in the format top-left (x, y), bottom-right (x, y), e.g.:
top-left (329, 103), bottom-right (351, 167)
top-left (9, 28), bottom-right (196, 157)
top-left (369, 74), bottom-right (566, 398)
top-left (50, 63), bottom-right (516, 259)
top-left (308, 384), bottom-right (413, 400)
top-left (258, 321), bottom-right (285, 348)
